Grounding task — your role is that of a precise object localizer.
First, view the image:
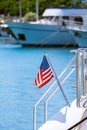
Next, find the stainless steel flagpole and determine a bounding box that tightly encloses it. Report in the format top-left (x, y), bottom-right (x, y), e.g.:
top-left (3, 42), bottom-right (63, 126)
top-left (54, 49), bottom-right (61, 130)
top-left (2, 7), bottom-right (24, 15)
top-left (19, 0), bottom-right (22, 22)
top-left (45, 54), bottom-right (70, 107)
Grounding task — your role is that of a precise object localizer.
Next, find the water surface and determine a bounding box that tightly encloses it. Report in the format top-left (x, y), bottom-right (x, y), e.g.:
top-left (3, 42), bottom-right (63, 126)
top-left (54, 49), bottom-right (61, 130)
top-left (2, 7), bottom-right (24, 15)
top-left (0, 45), bottom-right (77, 130)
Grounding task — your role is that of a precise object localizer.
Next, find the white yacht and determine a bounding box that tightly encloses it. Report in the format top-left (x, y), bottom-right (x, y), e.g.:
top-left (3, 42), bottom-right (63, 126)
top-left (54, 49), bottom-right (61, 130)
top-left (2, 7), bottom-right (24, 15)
top-left (33, 48), bottom-right (87, 130)
top-left (6, 7), bottom-right (85, 47)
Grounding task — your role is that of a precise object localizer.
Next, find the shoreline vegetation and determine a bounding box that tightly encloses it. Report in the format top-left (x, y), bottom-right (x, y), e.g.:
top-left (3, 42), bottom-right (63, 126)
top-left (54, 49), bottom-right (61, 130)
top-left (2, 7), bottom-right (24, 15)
top-left (0, 0), bottom-right (87, 23)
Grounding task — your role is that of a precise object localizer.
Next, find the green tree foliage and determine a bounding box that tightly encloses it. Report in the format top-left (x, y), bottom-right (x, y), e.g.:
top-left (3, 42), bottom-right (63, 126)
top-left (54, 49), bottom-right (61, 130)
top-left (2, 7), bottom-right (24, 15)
top-left (0, 0), bottom-right (85, 17)
top-left (23, 12), bottom-right (36, 21)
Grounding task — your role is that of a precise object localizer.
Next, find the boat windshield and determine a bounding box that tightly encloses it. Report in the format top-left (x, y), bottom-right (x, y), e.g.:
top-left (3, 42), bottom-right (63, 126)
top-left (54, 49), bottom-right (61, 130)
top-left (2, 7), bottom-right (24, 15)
top-left (42, 16), bottom-right (62, 25)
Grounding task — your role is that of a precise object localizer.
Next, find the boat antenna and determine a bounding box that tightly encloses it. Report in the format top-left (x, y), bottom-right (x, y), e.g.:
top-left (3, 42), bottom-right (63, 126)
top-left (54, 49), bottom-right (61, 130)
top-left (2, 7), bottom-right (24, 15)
top-left (36, 0), bottom-right (39, 21)
top-left (73, 0), bottom-right (77, 7)
top-left (19, 0), bottom-right (22, 22)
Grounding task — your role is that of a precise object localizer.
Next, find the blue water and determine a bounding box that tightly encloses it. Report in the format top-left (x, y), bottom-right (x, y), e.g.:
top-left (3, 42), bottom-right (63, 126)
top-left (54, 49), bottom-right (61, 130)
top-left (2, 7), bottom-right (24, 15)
top-left (0, 45), bottom-right (77, 130)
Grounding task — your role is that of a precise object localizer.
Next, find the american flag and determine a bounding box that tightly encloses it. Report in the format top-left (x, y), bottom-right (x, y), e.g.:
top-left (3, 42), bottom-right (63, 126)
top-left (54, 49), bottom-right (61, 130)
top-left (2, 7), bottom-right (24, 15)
top-left (34, 55), bottom-right (54, 88)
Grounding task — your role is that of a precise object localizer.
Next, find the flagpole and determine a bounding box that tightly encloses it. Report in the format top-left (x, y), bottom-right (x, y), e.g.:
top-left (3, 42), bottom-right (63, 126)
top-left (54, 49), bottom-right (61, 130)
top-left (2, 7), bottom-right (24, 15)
top-left (45, 54), bottom-right (70, 107)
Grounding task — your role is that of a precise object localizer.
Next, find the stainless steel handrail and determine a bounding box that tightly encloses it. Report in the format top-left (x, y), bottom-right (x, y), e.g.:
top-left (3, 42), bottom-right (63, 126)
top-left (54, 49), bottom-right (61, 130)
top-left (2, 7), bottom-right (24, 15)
top-left (34, 48), bottom-right (87, 130)
top-left (44, 67), bottom-right (76, 122)
top-left (66, 21), bottom-right (87, 31)
top-left (33, 55), bottom-right (76, 130)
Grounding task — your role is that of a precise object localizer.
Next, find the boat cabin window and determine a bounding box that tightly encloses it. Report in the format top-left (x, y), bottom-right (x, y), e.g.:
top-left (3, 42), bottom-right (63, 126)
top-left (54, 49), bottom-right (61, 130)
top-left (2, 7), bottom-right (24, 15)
top-left (74, 17), bottom-right (83, 25)
top-left (63, 16), bottom-right (69, 20)
top-left (53, 17), bottom-right (59, 22)
top-left (43, 17), bottom-right (51, 20)
top-left (48, 17), bottom-right (53, 20)
top-left (43, 17), bottom-right (53, 22)
top-left (62, 16), bottom-right (69, 25)
top-left (18, 34), bottom-right (26, 40)
top-left (44, 16), bottom-right (59, 22)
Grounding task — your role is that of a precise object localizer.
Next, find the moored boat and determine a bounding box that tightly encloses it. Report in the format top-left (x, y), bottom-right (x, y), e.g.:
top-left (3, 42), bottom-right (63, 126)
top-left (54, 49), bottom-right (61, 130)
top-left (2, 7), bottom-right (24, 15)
top-left (0, 23), bottom-right (19, 45)
top-left (6, 7), bottom-right (86, 47)
top-left (66, 8), bottom-right (87, 47)
top-left (33, 48), bottom-right (87, 130)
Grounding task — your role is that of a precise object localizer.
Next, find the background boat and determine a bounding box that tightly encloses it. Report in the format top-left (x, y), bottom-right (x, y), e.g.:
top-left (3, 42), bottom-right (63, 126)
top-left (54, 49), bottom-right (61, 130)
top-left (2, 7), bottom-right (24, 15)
top-left (66, 8), bottom-right (87, 47)
top-left (0, 23), bottom-right (19, 45)
top-left (7, 7), bottom-right (81, 47)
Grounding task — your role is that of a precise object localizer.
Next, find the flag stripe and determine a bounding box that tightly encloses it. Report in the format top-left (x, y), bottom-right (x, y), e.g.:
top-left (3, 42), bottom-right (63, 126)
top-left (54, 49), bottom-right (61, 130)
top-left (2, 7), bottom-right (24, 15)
top-left (41, 74), bottom-right (53, 85)
top-left (43, 69), bottom-right (53, 77)
top-left (42, 72), bottom-right (53, 81)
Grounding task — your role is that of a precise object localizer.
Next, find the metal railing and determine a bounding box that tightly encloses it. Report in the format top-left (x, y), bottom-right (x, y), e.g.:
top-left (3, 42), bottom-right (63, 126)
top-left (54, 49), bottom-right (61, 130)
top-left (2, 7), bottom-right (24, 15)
top-left (44, 67), bottom-right (75, 122)
top-left (33, 55), bottom-right (76, 130)
top-left (33, 48), bottom-right (87, 130)
top-left (66, 20), bottom-right (87, 31)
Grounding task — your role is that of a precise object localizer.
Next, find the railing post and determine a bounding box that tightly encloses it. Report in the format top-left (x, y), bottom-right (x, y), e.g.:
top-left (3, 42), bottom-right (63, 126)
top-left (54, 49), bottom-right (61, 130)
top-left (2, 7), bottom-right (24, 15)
top-left (76, 50), bottom-right (81, 107)
top-left (34, 106), bottom-right (36, 130)
top-left (82, 50), bottom-right (87, 96)
top-left (33, 80), bottom-right (57, 130)
top-left (44, 67), bottom-right (75, 122)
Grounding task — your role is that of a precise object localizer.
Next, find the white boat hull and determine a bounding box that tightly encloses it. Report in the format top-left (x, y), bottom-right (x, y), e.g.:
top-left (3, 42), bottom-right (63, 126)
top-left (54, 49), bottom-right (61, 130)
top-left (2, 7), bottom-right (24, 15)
top-left (7, 22), bottom-right (76, 46)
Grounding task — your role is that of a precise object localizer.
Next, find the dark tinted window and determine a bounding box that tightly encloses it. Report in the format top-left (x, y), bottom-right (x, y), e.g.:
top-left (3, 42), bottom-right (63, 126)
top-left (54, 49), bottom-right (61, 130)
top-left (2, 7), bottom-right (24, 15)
top-left (18, 34), bottom-right (26, 40)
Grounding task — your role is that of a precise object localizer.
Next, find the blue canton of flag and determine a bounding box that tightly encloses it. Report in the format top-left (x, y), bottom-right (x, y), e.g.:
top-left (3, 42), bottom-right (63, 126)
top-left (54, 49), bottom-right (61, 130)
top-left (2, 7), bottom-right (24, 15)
top-left (34, 55), bottom-right (54, 88)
